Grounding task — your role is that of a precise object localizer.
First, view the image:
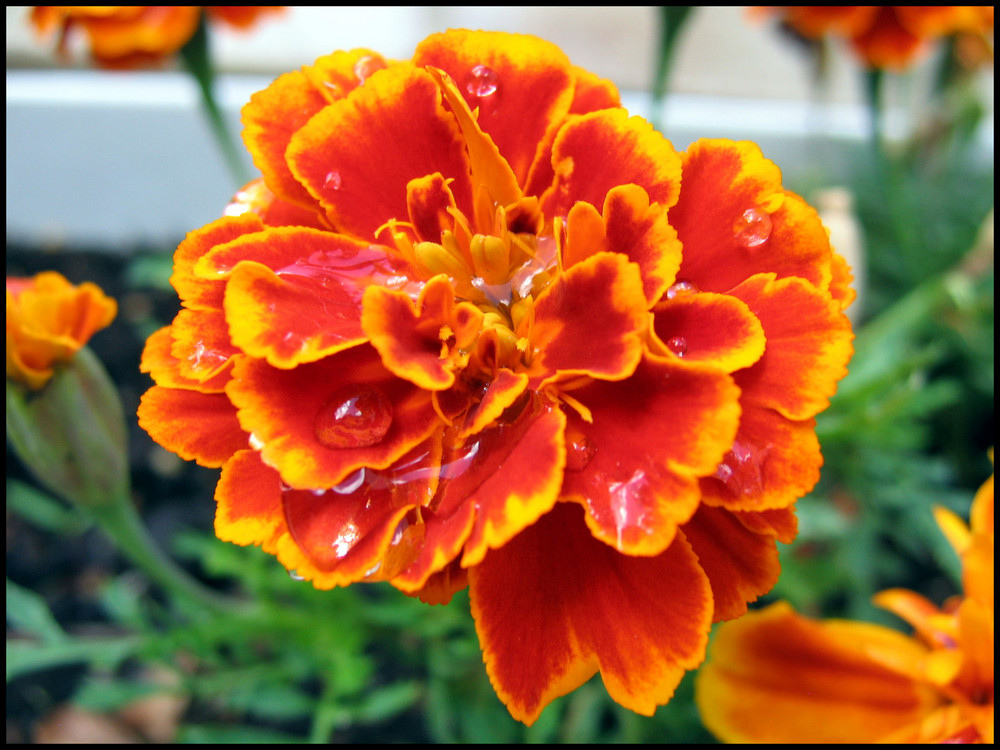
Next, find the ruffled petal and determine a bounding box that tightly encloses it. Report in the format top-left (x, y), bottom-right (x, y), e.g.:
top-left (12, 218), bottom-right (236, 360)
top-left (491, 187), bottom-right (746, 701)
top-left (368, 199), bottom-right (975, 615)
top-left (522, 252), bottom-right (647, 387)
top-left (564, 184), bottom-right (682, 306)
top-left (140, 325), bottom-right (230, 393)
top-left (696, 602), bottom-right (944, 743)
top-left (731, 273), bottom-right (854, 420)
top-left (214, 449), bottom-right (287, 551)
top-left (650, 291), bottom-right (765, 372)
top-left (700, 404), bottom-right (822, 512)
top-left (137, 385), bottom-right (248, 468)
top-left (413, 29), bottom-right (575, 188)
top-left (241, 49), bottom-right (388, 211)
top-left (669, 140), bottom-right (835, 295)
top-left (226, 346), bottom-right (442, 489)
top-left (287, 63), bottom-right (473, 240)
top-left (561, 354), bottom-right (741, 555)
top-left (171, 214), bottom-right (263, 310)
top-left (541, 109), bottom-right (682, 222)
top-left (362, 274), bottom-right (484, 390)
top-left (681, 504), bottom-right (781, 621)
top-left (168, 308), bottom-right (237, 383)
top-left (470, 503), bottom-right (712, 725)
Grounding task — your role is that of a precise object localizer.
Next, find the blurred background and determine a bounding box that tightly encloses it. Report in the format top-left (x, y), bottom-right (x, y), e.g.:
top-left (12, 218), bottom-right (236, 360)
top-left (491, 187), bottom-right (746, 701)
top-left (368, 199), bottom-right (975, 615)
top-left (6, 6), bottom-right (995, 744)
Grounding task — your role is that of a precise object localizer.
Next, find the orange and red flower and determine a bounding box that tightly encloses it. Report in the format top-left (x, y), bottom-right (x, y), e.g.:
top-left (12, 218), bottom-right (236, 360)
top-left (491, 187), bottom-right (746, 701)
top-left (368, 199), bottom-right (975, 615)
top-left (696, 461), bottom-right (994, 743)
top-left (760, 6), bottom-right (995, 70)
top-left (137, 29), bottom-right (855, 723)
top-left (7, 271), bottom-right (117, 390)
top-left (30, 6), bottom-right (283, 69)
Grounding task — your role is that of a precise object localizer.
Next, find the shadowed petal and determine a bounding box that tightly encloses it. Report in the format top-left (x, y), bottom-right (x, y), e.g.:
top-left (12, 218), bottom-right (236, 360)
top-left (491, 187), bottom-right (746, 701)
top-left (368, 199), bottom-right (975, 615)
top-left (470, 503), bottom-right (712, 725)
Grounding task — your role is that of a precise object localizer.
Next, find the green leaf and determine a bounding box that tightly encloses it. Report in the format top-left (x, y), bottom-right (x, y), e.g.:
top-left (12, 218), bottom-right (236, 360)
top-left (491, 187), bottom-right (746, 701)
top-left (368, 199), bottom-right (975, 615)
top-left (6, 578), bottom-right (66, 644)
top-left (5, 479), bottom-right (87, 535)
top-left (6, 635), bottom-right (144, 682)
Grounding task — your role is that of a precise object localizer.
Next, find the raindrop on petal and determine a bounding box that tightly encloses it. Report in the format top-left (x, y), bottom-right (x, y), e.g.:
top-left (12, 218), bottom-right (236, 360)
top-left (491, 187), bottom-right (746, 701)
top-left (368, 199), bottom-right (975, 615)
top-left (288, 569), bottom-right (306, 581)
top-left (665, 280), bottom-right (698, 299)
top-left (734, 207), bottom-right (772, 249)
top-left (324, 171), bottom-right (342, 191)
top-left (314, 384), bottom-right (393, 449)
top-left (666, 336), bottom-right (688, 357)
top-left (565, 433), bottom-right (596, 472)
top-left (465, 64), bottom-right (499, 98)
top-left (713, 440), bottom-right (769, 496)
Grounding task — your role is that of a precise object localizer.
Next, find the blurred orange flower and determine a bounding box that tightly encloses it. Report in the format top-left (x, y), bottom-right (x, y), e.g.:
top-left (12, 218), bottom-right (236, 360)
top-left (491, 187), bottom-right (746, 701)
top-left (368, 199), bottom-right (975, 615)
top-left (696, 461), bottom-right (995, 743)
top-left (762, 6), bottom-right (994, 70)
top-left (30, 6), bottom-right (283, 69)
top-left (6, 271), bottom-right (117, 390)
top-left (138, 29), bottom-right (854, 723)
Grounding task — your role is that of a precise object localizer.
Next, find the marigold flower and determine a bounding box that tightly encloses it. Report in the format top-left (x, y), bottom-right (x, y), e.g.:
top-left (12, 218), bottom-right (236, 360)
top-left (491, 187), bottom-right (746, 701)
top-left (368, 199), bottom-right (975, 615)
top-left (137, 29), bottom-right (855, 723)
top-left (30, 6), bottom-right (283, 69)
top-left (696, 462), bottom-right (995, 743)
top-left (7, 271), bottom-right (117, 390)
top-left (760, 6), bottom-right (995, 70)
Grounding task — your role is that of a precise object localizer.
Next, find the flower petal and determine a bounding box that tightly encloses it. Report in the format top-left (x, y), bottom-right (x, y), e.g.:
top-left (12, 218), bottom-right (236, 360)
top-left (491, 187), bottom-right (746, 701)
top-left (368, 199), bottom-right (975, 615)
top-left (287, 63), bottom-right (473, 240)
top-left (730, 273), bottom-right (854, 420)
top-left (362, 274), bottom-right (485, 390)
top-left (670, 139), bottom-right (835, 294)
top-left (561, 354), bottom-right (741, 555)
top-left (699, 404), bottom-right (822, 512)
top-left (522, 252), bottom-right (647, 386)
top-left (242, 48), bottom-right (388, 211)
top-left (225, 346), bottom-right (441, 489)
top-left (564, 184), bottom-right (682, 306)
top-left (680, 504), bottom-right (781, 621)
top-left (651, 291), bottom-right (766, 372)
top-left (470, 503), bottom-right (712, 725)
top-left (214, 449), bottom-right (287, 551)
top-left (140, 325), bottom-right (230, 393)
top-left (137, 385), bottom-right (248, 468)
top-left (541, 109), bottom-right (682, 222)
top-left (696, 602), bottom-right (943, 743)
top-left (414, 29), bottom-right (575, 188)
top-left (171, 214), bottom-right (263, 311)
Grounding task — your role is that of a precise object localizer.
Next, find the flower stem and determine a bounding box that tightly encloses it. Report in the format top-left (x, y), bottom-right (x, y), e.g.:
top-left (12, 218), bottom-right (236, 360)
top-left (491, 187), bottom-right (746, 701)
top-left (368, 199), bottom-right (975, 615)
top-left (88, 494), bottom-right (239, 617)
top-left (651, 6), bottom-right (694, 132)
top-left (179, 13), bottom-right (251, 188)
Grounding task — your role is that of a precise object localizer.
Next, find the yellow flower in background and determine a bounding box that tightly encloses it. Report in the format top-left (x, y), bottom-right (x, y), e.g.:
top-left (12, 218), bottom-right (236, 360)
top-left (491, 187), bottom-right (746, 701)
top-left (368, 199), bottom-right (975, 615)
top-left (696, 460), bottom-right (995, 743)
top-left (6, 271), bottom-right (117, 391)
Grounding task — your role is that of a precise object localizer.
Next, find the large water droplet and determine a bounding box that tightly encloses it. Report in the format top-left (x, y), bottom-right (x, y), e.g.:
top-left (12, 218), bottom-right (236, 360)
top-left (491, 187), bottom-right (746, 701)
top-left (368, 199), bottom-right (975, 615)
top-left (465, 64), bottom-right (499, 98)
top-left (734, 208), bottom-right (772, 249)
top-left (665, 280), bottom-right (698, 300)
top-left (324, 171), bottom-right (342, 191)
top-left (314, 384), bottom-right (393, 449)
top-left (331, 520), bottom-right (360, 559)
top-left (666, 336), bottom-right (688, 357)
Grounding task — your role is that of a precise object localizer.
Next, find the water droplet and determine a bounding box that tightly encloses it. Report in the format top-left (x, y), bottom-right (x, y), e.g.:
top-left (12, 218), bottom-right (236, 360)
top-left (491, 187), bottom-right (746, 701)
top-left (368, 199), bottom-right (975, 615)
top-left (288, 569), bottom-right (306, 581)
top-left (353, 55), bottom-right (381, 84)
top-left (734, 207), bottom-right (772, 249)
top-left (248, 432), bottom-right (265, 451)
top-left (324, 170), bottom-right (342, 191)
top-left (314, 384), bottom-right (393, 449)
top-left (665, 280), bottom-right (698, 300)
top-left (322, 80), bottom-right (342, 96)
top-left (331, 520), bottom-right (360, 559)
top-left (713, 440), bottom-right (768, 496)
top-left (332, 468), bottom-right (367, 494)
top-left (465, 64), bottom-right (499, 98)
top-left (608, 469), bottom-right (650, 550)
top-left (666, 336), bottom-right (688, 357)
top-left (565, 433), bottom-right (596, 472)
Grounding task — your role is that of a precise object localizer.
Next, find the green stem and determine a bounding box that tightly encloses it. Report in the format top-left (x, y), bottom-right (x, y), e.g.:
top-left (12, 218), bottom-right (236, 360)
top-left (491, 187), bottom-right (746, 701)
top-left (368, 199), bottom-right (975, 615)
top-left (651, 6), bottom-right (694, 132)
top-left (88, 495), bottom-right (241, 617)
top-left (179, 14), bottom-right (251, 187)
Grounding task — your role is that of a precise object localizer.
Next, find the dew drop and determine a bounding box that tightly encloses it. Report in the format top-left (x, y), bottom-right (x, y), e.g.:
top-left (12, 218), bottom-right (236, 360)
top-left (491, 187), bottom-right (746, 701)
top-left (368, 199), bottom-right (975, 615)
top-left (332, 468), bottom-right (367, 494)
top-left (666, 336), bottom-right (688, 357)
top-left (713, 440), bottom-right (769, 496)
top-left (287, 569), bottom-right (306, 581)
top-left (314, 384), bottom-right (393, 449)
top-left (665, 280), bottom-right (698, 300)
top-left (465, 64), bottom-right (499, 98)
top-left (565, 433), bottom-right (596, 472)
top-left (324, 170), bottom-right (342, 191)
top-left (734, 207), bottom-right (772, 249)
